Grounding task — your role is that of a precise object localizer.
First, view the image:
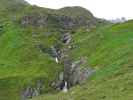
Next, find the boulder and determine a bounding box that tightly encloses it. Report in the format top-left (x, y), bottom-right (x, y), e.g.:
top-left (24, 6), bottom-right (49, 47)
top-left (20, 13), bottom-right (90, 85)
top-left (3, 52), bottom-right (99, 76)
top-left (62, 57), bottom-right (95, 88)
top-left (21, 80), bottom-right (44, 100)
top-left (51, 72), bottom-right (64, 90)
top-left (21, 86), bottom-right (34, 100)
top-left (51, 46), bottom-right (62, 63)
top-left (78, 68), bottom-right (95, 84)
top-left (62, 33), bottom-right (72, 44)
top-left (32, 88), bottom-right (40, 97)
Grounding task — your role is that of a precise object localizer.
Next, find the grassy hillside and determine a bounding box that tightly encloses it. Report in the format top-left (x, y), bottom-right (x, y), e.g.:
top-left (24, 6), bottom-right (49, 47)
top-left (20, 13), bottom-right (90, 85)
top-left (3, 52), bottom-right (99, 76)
top-left (0, 21), bottom-right (63, 100)
top-left (0, 0), bottom-right (97, 99)
top-left (32, 20), bottom-right (133, 100)
top-left (0, 0), bottom-right (28, 16)
top-left (0, 8), bottom-right (60, 99)
top-left (56, 6), bottom-right (93, 18)
top-left (0, 0), bottom-right (133, 100)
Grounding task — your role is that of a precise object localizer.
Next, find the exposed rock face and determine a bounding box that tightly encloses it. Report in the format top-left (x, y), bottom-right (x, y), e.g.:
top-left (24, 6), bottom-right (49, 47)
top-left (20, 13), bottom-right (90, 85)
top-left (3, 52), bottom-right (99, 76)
top-left (21, 80), bottom-right (44, 100)
top-left (63, 57), bottom-right (73, 88)
top-left (20, 6), bottom-right (98, 30)
top-left (21, 15), bottom-right (48, 27)
top-left (64, 58), bottom-right (95, 87)
top-left (57, 16), bottom-right (97, 29)
top-left (21, 14), bottom-right (96, 30)
top-left (50, 45), bottom-right (62, 63)
top-left (51, 30), bottom-right (95, 91)
top-left (21, 86), bottom-right (33, 100)
top-left (62, 32), bottom-right (72, 44)
top-left (51, 46), bottom-right (60, 58)
top-left (52, 57), bottom-right (95, 90)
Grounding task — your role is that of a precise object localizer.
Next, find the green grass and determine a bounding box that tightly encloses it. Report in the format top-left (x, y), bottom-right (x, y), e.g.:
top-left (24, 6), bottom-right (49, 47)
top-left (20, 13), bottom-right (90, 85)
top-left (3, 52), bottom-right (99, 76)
top-left (32, 20), bottom-right (133, 100)
top-left (0, 0), bottom-right (133, 99)
top-left (0, 21), bottom-right (63, 100)
top-left (56, 6), bottom-right (94, 18)
top-left (0, 2), bottom-right (96, 99)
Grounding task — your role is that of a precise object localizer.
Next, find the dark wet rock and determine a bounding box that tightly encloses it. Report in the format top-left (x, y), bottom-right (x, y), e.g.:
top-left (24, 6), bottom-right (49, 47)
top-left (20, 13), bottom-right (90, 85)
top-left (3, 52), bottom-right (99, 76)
top-left (62, 32), bottom-right (72, 44)
top-left (32, 88), bottom-right (40, 97)
top-left (57, 16), bottom-right (76, 29)
top-left (51, 56), bottom-right (72, 90)
top-left (35, 43), bottom-right (62, 63)
top-left (21, 87), bottom-right (40, 100)
top-left (56, 15), bottom-right (96, 29)
top-left (21, 86), bottom-right (34, 100)
top-left (50, 45), bottom-right (62, 63)
top-left (51, 78), bottom-right (66, 91)
top-left (53, 56), bottom-right (95, 90)
top-left (21, 80), bottom-right (44, 100)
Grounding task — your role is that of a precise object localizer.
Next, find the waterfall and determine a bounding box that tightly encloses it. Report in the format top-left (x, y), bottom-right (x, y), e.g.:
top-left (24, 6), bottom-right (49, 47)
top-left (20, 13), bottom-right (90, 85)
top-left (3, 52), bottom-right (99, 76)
top-left (55, 57), bottom-right (59, 63)
top-left (62, 81), bottom-right (68, 93)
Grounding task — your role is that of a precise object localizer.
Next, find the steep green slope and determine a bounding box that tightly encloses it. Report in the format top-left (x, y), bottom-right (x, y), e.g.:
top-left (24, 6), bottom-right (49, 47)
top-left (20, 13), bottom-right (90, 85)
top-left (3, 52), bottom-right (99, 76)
top-left (1, 0), bottom-right (132, 100)
top-left (32, 20), bottom-right (133, 100)
top-left (0, 3), bottom-right (64, 99)
top-left (0, 0), bottom-right (98, 100)
top-left (0, 0), bottom-right (28, 17)
top-left (0, 20), bottom-right (63, 100)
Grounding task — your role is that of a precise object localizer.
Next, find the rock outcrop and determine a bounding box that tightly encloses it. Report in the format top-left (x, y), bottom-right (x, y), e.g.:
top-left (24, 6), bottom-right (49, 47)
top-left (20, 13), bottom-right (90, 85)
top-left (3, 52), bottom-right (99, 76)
top-left (35, 44), bottom-right (62, 63)
top-left (52, 58), bottom-right (95, 90)
top-left (20, 6), bottom-right (98, 30)
top-left (52, 32), bottom-right (95, 91)
top-left (21, 14), bottom-right (96, 30)
top-left (21, 15), bottom-right (49, 27)
top-left (21, 80), bottom-right (44, 100)
top-left (62, 32), bottom-right (72, 44)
